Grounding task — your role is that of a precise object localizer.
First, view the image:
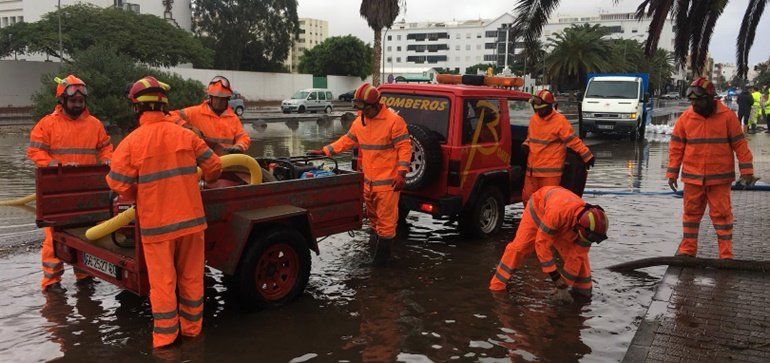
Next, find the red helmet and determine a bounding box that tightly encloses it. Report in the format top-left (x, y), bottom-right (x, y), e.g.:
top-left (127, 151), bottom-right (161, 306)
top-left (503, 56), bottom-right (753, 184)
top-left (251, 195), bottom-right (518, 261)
top-left (576, 205), bottom-right (609, 244)
top-left (55, 75), bottom-right (87, 98)
top-left (353, 83), bottom-right (380, 105)
top-left (531, 89), bottom-right (555, 109)
top-left (207, 75), bottom-right (233, 97)
top-left (127, 76), bottom-right (170, 104)
top-left (687, 77), bottom-right (716, 99)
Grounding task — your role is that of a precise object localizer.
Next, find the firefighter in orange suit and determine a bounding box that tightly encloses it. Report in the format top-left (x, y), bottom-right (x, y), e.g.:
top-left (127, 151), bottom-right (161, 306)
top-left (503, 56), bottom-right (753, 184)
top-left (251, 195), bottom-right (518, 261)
top-left (489, 186), bottom-right (609, 304)
top-left (667, 77), bottom-right (755, 259)
top-left (173, 76), bottom-right (250, 155)
top-left (27, 75), bottom-right (113, 293)
top-left (522, 90), bottom-right (594, 204)
top-left (107, 76), bottom-right (221, 348)
top-left (308, 83), bottom-right (411, 265)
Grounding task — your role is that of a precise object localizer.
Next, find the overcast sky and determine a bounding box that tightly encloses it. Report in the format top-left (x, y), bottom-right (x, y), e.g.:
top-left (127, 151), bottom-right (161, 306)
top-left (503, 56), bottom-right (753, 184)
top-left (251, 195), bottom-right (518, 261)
top-left (298, 0), bottom-right (770, 67)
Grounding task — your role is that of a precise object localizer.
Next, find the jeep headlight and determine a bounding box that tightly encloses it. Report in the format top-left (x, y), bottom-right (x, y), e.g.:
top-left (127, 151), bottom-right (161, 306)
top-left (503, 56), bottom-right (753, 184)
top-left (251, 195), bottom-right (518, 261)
top-left (629, 113), bottom-right (638, 119)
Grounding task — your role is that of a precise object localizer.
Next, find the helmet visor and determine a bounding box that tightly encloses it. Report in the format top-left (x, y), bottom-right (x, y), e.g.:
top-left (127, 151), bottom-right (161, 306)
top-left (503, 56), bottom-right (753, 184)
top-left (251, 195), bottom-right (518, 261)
top-left (64, 84), bottom-right (88, 97)
top-left (210, 76), bottom-right (231, 90)
top-left (530, 96), bottom-right (549, 109)
top-left (686, 86), bottom-right (710, 99)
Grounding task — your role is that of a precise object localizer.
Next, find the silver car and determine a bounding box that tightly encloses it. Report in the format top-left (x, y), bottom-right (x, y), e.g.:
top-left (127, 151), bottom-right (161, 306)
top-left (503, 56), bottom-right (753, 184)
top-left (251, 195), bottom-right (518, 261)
top-left (281, 89), bottom-right (334, 114)
top-left (228, 91), bottom-right (245, 116)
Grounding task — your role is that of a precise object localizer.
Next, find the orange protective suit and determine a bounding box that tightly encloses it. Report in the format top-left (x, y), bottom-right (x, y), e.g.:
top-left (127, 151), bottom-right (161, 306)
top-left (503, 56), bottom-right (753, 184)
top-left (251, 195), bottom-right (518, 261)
top-left (106, 111), bottom-right (221, 348)
top-left (323, 105), bottom-right (411, 238)
top-left (490, 186), bottom-right (592, 296)
top-left (28, 105), bottom-right (113, 290)
top-left (173, 102), bottom-right (250, 155)
top-left (667, 102), bottom-right (753, 259)
top-left (522, 111), bottom-right (592, 203)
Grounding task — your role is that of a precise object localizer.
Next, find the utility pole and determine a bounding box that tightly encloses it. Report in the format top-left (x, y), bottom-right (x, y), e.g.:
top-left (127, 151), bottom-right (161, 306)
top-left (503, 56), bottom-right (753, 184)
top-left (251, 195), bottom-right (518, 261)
top-left (58, 0), bottom-right (63, 66)
top-left (504, 25), bottom-right (509, 69)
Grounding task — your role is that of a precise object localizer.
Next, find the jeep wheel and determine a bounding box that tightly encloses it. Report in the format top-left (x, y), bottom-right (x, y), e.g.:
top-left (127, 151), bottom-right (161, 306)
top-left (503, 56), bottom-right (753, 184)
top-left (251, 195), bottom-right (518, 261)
top-left (298, 105), bottom-right (306, 113)
top-left (233, 227), bottom-right (311, 308)
top-left (460, 186), bottom-right (505, 238)
top-left (405, 124), bottom-right (442, 190)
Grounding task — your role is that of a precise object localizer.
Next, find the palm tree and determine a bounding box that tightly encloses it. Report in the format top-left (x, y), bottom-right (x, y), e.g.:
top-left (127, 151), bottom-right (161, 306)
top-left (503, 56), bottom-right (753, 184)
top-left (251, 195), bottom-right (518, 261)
top-left (512, 0), bottom-right (766, 78)
top-left (359, 0), bottom-right (400, 86)
top-left (544, 24), bottom-right (612, 89)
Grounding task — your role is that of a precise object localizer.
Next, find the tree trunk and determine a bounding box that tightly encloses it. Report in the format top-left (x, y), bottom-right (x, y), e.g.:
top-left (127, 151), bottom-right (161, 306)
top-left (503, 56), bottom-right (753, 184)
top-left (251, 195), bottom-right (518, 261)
top-left (372, 28), bottom-right (382, 86)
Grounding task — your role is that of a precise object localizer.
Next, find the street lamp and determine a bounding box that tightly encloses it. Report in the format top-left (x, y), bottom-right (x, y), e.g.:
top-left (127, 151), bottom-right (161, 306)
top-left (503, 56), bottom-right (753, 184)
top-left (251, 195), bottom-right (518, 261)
top-left (58, 0), bottom-right (63, 66)
top-left (381, 27), bottom-right (391, 85)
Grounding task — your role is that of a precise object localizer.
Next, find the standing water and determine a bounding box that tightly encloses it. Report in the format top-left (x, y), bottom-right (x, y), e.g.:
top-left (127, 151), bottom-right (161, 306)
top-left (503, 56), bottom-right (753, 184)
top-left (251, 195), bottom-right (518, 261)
top-left (0, 113), bottom-right (703, 362)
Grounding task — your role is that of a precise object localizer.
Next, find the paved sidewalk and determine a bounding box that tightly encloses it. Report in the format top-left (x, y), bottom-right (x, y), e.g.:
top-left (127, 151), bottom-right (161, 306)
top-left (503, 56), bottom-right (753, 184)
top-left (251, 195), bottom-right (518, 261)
top-left (624, 134), bottom-right (770, 362)
top-left (624, 194), bottom-right (770, 360)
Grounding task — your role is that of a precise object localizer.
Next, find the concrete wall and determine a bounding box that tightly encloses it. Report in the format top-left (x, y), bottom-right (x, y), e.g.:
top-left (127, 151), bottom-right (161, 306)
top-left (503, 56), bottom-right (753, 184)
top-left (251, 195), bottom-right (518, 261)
top-left (0, 60), bottom-right (370, 106)
top-left (0, 60), bottom-right (59, 107)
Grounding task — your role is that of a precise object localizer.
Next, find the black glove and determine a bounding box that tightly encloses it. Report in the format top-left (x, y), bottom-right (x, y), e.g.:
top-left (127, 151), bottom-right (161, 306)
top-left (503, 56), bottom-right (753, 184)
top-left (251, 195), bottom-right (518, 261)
top-left (585, 156), bottom-right (595, 170)
top-left (223, 146), bottom-right (243, 154)
top-left (306, 149), bottom-right (325, 156)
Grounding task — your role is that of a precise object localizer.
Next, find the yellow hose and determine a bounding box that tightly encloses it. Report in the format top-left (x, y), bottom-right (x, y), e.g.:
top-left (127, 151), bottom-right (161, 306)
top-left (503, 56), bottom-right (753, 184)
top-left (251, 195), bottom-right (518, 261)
top-left (0, 193), bottom-right (36, 206)
top-left (85, 154), bottom-right (262, 241)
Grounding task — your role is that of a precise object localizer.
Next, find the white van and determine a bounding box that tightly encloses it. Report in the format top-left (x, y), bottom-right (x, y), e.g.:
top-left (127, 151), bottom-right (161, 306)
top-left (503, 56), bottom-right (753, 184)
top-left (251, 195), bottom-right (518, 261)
top-left (281, 89), bottom-right (334, 114)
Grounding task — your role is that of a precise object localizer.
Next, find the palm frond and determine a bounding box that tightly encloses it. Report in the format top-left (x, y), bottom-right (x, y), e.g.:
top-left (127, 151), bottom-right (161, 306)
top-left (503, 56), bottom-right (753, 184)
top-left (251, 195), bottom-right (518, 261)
top-left (672, 0), bottom-right (690, 68)
top-left (359, 0), bottom-right (400, 30)
top-left (512, 0), bottom-right (562, 43)
top-left (692, 0), bottom-right (727, 73)
top-left (638, 0), bottom-right (675, 56)
top-left (736, 0), bottom-right (766, 78)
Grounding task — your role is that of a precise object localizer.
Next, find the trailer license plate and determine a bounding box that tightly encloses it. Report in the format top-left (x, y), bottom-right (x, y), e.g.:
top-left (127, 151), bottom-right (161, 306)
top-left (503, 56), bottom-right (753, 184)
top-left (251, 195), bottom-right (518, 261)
top-left (83, 253), bottom-right (118, 279)
top-left (597, 124), bottom-right (614, 130)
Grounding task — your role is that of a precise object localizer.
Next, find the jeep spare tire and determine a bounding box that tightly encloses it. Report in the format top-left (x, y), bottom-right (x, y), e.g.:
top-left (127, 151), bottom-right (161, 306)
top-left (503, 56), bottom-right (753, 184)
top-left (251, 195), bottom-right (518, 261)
top-left (405, 124), bottom-right (442, 190)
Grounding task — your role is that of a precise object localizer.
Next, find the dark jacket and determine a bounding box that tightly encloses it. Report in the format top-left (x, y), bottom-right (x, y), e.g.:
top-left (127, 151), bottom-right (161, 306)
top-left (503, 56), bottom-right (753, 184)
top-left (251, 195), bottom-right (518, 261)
top-left (737, 92), bottom-right (754, 114)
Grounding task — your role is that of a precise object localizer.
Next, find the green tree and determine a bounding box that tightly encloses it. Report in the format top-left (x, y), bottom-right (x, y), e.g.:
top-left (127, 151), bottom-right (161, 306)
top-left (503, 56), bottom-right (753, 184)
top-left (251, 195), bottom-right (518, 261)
top-left (298, 36), bottom-right (373, 79)
top-left (465, 63), bottom-right (502, 75)
top-left (511, 0), bottom-right (766, 78)
top-left (754, 60), bottom-right (770, 88)
top-left (544, 24), bottom-right (611, 89)
top-left (32, 45), bottom-right (205, 132)
top-left (603, 39), bottom-right (673, 94)
top-left (0, 4), bottom-right (211, 67)
top-left (360, 0), bottom-right (401, 85)
top-left (193, 0), bottom-right (299, 72)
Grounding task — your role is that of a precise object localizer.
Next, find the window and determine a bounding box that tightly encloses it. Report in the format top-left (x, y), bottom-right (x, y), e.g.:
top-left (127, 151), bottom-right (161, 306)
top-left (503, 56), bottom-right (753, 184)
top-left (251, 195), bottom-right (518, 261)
top-left (380, 93), bottom-right (451, 140)
top-left (308, 92), bottom-right (318, 100)
top-left (318, 92), bottom-right (326, 101)
top-left (476, 44), bottom-right (481, 50)
top-left (10, 16), bottom-right (15, 25)
top-left (17, 16), bottom-right (22, 23)
top-left (396, 57), bottom-right (401, 62)
top-left (299, 29), bottom-right (305, 34)
top-left (477, 33), bottom-right (482, 38)
top-left (631, 29), bottom-right (638, 33)
top-left (397, 46), bottom-right (401, 51)
top-left (455, 33), bottom-right (460, 39)
top-left (387, 46), bottom-right (392, 51)
top-left (326, 92), bottom-right (333, 100)
top-left (466, 33), bottom-right (471, 39)
top-left (509, 100), bottom-right (532, 126)
top-left (300, 21), bottom-right (305, 25)
top-left (397, 35), bottom-right (402, 41)
top-left (387, 35), bottom-right (392, 40)
top-left (483, 54), bottom-right (496, 62)
top-left (387, 57), bottom-right (392, 63)
top-left (462, 99), bottom-right (502, 145)
top-left (455, 45), bottom-right (460, 51)
top-left (466, 45), bottom-right (471, 51)
top-left (485, 30), bottom-right (498, 37)
top-left (485, 43), bottom-right (496, 49)
top-left (599, 26), bottom-right (623, 34)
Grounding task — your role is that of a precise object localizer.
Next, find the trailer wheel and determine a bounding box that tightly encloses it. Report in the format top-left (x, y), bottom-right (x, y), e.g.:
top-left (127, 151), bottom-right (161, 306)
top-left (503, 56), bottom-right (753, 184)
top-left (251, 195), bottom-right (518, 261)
top-left (235, 228), bottom-right (311, 308)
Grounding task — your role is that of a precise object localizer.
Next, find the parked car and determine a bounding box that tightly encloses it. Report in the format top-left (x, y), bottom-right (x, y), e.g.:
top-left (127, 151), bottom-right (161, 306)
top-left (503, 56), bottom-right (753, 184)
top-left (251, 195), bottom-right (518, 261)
top-left (660, 92), bottom-right (680, 100)
top-left (338, 90), bottom-right (355, 102)
top-left (229, 91), bottom-right (245, 116)
top-left (282, 89), bottom-right (334, 114)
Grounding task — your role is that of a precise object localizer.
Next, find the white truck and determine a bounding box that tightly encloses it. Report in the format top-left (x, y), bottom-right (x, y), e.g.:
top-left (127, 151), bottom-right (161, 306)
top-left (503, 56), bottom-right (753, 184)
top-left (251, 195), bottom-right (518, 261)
top-left (580, 73), bottom-right (652, 140)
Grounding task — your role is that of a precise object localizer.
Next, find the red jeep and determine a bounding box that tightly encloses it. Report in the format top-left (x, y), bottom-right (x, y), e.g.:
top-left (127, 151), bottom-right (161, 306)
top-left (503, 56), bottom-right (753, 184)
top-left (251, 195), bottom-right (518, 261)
top-left (375, 76), bottom-right (588, 237)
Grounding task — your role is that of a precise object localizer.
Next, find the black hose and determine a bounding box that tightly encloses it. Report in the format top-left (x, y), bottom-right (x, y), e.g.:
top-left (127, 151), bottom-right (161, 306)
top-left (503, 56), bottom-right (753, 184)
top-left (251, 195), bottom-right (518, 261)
top-left (607, 256), bottom-right (770, 272)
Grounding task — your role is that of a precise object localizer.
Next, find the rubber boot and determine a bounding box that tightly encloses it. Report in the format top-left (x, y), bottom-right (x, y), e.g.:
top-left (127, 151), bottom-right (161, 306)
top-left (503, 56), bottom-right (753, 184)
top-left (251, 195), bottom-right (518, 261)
top-left (372, 236), bottom-right (393, 266)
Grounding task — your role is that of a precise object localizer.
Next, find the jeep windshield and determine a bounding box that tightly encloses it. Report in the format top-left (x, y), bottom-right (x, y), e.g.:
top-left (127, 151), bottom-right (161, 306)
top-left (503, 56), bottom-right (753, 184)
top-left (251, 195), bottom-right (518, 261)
top-left (291, 91), bottom-right (310, 99)
top-left (380, 93), bottom-right (450, 141)
top-left (585, 81), bottom-right (639, 99)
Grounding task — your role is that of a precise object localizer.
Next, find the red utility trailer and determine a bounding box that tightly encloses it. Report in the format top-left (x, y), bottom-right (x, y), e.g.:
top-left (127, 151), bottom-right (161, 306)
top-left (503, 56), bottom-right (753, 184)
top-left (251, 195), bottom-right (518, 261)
top-left (35, 158), bottom-right (363, 307)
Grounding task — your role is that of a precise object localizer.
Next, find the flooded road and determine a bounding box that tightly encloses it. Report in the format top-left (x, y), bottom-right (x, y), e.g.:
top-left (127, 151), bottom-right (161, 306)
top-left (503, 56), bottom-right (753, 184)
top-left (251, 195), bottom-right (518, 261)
top-left (2, 105), bottom-right (754, 362)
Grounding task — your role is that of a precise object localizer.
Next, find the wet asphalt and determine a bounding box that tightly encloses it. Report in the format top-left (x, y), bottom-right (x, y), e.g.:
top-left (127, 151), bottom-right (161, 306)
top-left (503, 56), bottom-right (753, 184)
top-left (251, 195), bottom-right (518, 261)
top-left (1, 102), bottom-right (746, 362)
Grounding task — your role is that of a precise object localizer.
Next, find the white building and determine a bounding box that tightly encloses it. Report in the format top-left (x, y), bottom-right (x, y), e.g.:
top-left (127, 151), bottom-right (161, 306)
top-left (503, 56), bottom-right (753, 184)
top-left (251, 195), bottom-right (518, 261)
top-left (0, 1), bottom-right (191, 31)
top-left (713, 63), bottom-right (737, 84)
top-left (286, 17), bottom-right (329, 73)
top-left (382, 13), bottom-right (519, 76)
top-left (540, 12), bottom-right (675, 52)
